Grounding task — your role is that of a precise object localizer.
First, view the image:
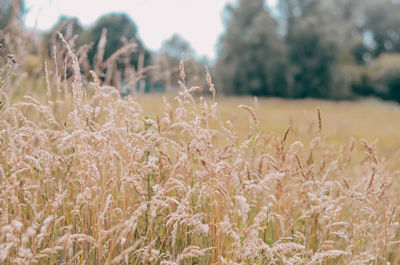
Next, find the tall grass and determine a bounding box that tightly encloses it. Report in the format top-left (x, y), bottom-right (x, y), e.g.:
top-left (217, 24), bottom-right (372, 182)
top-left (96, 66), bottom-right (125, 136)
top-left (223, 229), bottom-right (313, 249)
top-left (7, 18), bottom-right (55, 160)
top-left (0, 33), bottom-right (400, 265)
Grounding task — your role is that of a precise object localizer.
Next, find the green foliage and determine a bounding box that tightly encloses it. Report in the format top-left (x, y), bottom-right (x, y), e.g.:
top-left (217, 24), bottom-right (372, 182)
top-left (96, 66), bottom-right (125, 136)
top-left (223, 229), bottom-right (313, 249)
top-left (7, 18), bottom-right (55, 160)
top-left (216, 0), bottom-right (352, 99)
top-left (42, 13), bottom-right (152, 90)
top-left (44, 13), bottom-right (151, 71)
top-left (85, 13), bottom-right (150, 68)
top-left (353, 0), bottom-right (400, 62)
top-left (284, 0), bottom-right (348, 99)
top-left (216, 0), bottom-right (289, 96)
top-left (215, 0), bottom-right (400, 101)
top-left (368, 54), bottom-right (400, 102)
top-left (24, 0), bottom-right (400, 101)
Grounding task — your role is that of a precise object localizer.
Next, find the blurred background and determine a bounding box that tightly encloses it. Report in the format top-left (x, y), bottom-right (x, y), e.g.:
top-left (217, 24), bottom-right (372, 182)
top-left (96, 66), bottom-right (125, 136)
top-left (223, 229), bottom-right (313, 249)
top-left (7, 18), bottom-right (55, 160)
top-left (2, 0), bottom-right (400, 102)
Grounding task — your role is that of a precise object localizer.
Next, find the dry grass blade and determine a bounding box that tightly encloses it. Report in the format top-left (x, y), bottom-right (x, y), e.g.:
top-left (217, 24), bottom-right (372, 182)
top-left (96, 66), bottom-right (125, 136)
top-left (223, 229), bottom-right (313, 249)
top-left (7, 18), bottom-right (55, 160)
top-left (317, 106), bottom-right (322, 134)
top-left (94, 28), bottom-right (107, 74)
top-left (238, 104), bottom-right (259, 125)
top-left (205, 65), bottom-right (216, 99)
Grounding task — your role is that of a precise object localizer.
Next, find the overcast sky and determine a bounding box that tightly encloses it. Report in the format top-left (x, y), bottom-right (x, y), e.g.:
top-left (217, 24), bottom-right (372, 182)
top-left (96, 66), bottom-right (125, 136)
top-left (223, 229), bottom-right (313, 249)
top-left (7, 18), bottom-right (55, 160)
top-left (24, 0), bottom-right (277, 59)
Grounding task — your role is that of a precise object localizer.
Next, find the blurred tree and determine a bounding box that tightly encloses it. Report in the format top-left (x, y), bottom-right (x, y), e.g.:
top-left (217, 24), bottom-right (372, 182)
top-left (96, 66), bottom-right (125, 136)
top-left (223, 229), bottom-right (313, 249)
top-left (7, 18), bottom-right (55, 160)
top-left (42, 13), bottom-right (152, 92)
top-left (323, 0), bottom-right (400, 100)
top-left (352, 0), bottom-right (400, 64)
top-left (279, 0), bottom-right (352, 99)
top-left (40, 17), bottom-right (88, 82)
top-left (0, 0), bottom-right (24, 29)
top-left (278, 0), bottom-right (318, 36)
top-left (161, 33), bottom-right (194, 59)
top-left (362, 54), bottom-right (400, 102)
top-left (43, 16), bottom-right (84, 54)
top-left (82, 13), bottom-right (152, 92)
top-left (216, 0), bottom-right (289, 96)
top-left (0, 0), bottom-right (30, 66)
top-left (152, 34), bottom-right (203, 92)
top-left (85, 13), bottom-right (151, 70)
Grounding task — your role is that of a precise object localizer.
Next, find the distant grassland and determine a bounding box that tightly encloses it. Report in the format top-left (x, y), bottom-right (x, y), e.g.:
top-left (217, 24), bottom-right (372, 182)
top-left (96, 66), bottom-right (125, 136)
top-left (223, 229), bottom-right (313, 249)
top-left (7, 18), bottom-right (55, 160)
top-left (138, 94), bottom-right (400, 158)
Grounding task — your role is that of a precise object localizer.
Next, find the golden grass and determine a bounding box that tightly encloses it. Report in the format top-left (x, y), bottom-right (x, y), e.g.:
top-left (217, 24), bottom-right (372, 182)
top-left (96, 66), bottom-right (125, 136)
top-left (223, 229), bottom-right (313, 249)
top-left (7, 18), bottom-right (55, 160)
top-left (138, 94), bottom-right (400, 159)
top-left (1, 37), bottom-right (400, 264)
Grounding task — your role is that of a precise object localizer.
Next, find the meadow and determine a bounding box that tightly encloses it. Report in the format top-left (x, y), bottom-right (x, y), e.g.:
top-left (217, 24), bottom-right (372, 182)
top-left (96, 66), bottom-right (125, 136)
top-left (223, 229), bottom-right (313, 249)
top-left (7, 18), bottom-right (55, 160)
top-left (1, 35), bottom-right (400, 264)
top-left (138, 95), bottom-right (400, 157)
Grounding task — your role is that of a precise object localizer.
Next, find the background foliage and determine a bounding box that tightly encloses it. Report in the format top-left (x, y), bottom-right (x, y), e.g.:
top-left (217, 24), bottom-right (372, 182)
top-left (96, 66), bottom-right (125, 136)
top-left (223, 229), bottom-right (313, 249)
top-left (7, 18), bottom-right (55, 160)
top-left (2, 0), bottom-right (400, 101)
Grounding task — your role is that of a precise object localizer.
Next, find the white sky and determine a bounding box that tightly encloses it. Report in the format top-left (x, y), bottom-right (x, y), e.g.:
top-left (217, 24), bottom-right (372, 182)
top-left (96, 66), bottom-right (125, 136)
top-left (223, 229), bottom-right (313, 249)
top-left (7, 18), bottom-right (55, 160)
top-left (24, 0), bottom-right (277, 59)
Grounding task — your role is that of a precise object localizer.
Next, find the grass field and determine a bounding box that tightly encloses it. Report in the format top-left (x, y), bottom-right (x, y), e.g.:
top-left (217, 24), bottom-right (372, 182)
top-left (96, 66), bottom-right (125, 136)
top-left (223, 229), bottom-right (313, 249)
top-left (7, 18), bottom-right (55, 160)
top-left (138, 94), bottom-right (400, 158)
top-left (1, 40), bottom-right (400, 264)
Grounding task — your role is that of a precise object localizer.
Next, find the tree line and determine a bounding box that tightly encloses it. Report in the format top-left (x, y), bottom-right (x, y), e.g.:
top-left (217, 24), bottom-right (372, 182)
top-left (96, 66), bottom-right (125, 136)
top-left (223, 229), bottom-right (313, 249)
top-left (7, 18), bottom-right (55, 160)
top-left (217, 0), bottom-right (400, 102)
top-left (1, 0), bottom-right (400, 102)
top-left (43, 14), bottom-right (211, 94)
